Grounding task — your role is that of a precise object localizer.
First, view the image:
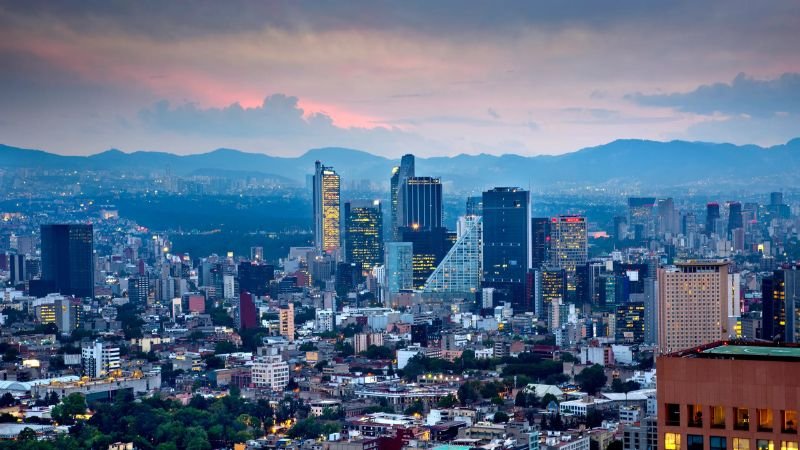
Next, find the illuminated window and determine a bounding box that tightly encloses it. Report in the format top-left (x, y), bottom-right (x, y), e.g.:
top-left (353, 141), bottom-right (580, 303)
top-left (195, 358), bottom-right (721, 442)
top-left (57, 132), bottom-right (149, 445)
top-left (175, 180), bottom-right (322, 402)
top-left (784, 411), bottom-right (799, 434)
top-left (735, 407), bottom-right (751, 431)
top-left (665, 433), bottom-right (682, 450)
top-left (733, 438), bottom-right (750, 450)
top-left (688, 435), bottom-right (704, 450)
top-left (711, 406), bottom-right (726, 429)
top-left (667, 404), bottom-right (681, 426)
top-left (781, 443), bottom-right (799, 450)
top-left (711, 437), bottom-right (728, 450)
top-left (760, 409), bottom-right (775, 432)
top-left (757, 441), bottom-right (774, 450)
top-left (689, 404), bottom-right (704, 427)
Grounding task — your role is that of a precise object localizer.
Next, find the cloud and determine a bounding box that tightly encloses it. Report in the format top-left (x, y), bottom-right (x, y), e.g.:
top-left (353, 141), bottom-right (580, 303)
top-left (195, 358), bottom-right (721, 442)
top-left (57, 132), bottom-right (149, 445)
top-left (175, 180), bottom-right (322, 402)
top-left (679, 114), bottom-right (800, 147)
top-left (628, 73), bottom-right (800, 117)
top-left (487, 108), bottom-right (500, 119)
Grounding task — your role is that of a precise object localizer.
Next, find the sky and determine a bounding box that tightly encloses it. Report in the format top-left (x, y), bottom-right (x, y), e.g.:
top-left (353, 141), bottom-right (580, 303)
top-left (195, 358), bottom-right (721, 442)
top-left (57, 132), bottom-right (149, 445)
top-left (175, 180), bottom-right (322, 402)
top-left (1, 1), bottom-right (799, 157)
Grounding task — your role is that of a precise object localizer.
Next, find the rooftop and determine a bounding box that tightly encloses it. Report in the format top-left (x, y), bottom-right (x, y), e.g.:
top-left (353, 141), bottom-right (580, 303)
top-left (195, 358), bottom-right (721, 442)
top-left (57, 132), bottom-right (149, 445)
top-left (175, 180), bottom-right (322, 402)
top-left (667, 341), bottom-right (800, 362)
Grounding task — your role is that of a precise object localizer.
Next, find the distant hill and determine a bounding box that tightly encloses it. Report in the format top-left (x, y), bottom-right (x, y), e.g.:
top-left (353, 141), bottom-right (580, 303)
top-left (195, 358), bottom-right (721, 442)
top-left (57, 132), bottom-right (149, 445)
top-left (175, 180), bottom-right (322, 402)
top-left (2, 138), bottom-right (799, 191)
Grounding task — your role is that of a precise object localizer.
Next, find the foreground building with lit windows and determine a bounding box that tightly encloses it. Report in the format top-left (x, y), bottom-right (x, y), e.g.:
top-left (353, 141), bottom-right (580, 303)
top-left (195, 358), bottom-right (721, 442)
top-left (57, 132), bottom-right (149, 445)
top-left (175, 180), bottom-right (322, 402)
top-left (658, 341), bottom-right (800, 450)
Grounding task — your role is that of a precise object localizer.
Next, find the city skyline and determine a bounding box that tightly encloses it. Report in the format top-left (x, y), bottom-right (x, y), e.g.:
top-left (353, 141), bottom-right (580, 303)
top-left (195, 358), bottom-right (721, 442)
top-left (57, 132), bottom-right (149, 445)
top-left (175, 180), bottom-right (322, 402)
top-left (1, 1), bottom-right (799, 157)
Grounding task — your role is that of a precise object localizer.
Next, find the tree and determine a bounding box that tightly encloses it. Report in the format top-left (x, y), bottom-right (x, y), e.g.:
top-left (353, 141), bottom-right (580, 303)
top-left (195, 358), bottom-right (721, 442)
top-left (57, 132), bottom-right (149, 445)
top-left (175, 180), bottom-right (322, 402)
top-left (215, 341), bottom-right (238, 354)
top-left (606, 440), bottom-right (623, 450)
top-left (540, 393), bottom-right (559, 409)
top-left (493, 411), bottom-right (510, 423)
top-left (17, 427), bottom-right (37, 441)
top-left (52, 393), bottom-right (87, 425)
top-left (404, 400), bottom-right (424, 416)
top-left (611, 378), bottom-right (640, 393)
top-left (298, 342), bottom-right (317, 352)
top-left (361, 345), bottom-right (393, 359)
top-left (437, 395), bottom-right (458, 408)
top-left (575, 365), bottom-right (607, 395)
top-left (457, 382), bottom-right (480, 406)
top-left (0, 393), bottom-right (14, 407)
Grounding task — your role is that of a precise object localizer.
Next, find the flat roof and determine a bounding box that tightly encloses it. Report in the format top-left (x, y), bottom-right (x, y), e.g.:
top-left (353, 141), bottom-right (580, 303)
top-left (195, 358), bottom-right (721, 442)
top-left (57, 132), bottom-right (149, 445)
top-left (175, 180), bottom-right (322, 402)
top-left (702, 345), bottom-right (800, 359)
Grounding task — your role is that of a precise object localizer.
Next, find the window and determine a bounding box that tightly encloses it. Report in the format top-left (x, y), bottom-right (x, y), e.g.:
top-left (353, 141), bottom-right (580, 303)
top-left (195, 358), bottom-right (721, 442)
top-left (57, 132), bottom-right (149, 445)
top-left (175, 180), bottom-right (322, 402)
top-left (735, 407), bottom-right (751, 431)
top-left (781, 443), bottom-right (799, 450)
top-left (688, 434), bottom-right (704, 450)
top-left (667, 404), bottom-right (681, 426)
top-left (711, 406), bottom-right (726, 429)
top-left (757, 440), bottom-right (774, 450)
top-left (784, 411), bottom-right (799, 434)
top-left (734, 438), bottom-right (751, 450)
top-left (760, 409), bottom-right (775, 432)
top-left (689, 405), bottom-right (704, 427)
top-left (665, 433), bottom-right (682, 450)
top-left (711, 437), bottom-right (728, 450)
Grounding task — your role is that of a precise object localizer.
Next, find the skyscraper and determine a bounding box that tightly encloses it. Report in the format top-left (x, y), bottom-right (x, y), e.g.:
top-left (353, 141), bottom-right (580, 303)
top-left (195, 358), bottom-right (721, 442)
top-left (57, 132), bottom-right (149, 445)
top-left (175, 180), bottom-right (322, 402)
top-left (549, 215), bottom-right (588, 292)
top-left (657, 197), bottom-right (678, 235)
top-left (482, 187), bottom-right (531, 311)
top-left (344, 200), bottom-right (384, 271)
top-left (312, 161), bottom-right (341, 254)
top-left (628, 197), bottom-right (656, 240)
top-left (400, 226), bottom-right (452, 290)
top-left (238, 291), bottom-right (258, 330)
top-left (238, 262), bottom-right (274, 296)
top-left (727, 201), bottom-right (743, 234)
top-left (402, 177), bottom-right (443, 230)
top-left (531, 217), bottom-right (550, 269)
top-left (762, 266), bottom-right (800, 343)
top-left (40, 224), bottom-right (94, 298)
top-left (657, 261), bottom-right (739, 353)
top-left (706, 202), bottom-right (721, 236)
top-left (423, 215), bottom-right (482, 294)
top-left (466, 196), bottom-right (483, 216)
top-left (391, 154), bottom-right (415, 241)
top-left (279, 303), bottom-right (295, 342)
top-left (385, 242), bottom-right (413, 293)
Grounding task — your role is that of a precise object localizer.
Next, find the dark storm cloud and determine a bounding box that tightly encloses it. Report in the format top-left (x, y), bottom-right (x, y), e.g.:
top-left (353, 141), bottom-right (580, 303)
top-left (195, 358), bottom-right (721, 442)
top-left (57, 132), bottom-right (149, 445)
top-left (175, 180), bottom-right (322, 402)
top-left (629, 73), bottom-right (800, 117)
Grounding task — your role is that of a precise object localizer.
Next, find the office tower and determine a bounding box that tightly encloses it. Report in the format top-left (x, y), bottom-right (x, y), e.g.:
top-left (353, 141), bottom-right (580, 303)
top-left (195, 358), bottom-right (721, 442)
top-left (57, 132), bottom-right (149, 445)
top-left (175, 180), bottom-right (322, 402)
top-left (81, 340), bottom-right (120, 378)
top-left (250, 246), bottom-right (264, 262)
top-left (657, 261), bottom-right (738, 353)
top-left (537, 268), bottom-right (566, 318)
top-left (238, 291), bottom-right (258, 330)
top-left (531, 218), bottom-right (550, 269)
top-left (643, 277), bottom-right (658, 345)
top-left (482, 187), bottom-right (532, 311)
top-left (575, 262), bottom-right (603, 306)
top-left (252, 350), bottom-right (290, 391)
top-left (223, 274), bottom-right (237, 299)
top-left (279, 303), bottom-right (295, 342)
top-left (40, 224), bottom-right (94, 298)
top-left (8, 253), bottom-right (26, 285)
top-left (238, 261), bottom-right (274, 296)
top-left (400, 226), bottom-right (452, 290)
top-left (183, 292), bottom-right (206, 313)
top-left (402, 177), bottom-right (443, 230)
top-left (344, 200), bottom-right (384, 271)
top-left (549, 215), bottom-right (588, 292)
top-left (391, 154), bottom-right (416, 241)
top-left (612, 216), bottom-right (628, 242)
top-left (423, 216), bottom-right (482, 294)
top-left (312, 161), bottom-right (341, 253)
top-left (126, 275), bottom-right (149, 305)
top-left (769, 192), bottom-right (791, 219)
top-left (354, 332), bottom-right (384, 354)
top-left (628, 197), bottom-right (657, 239)
top-left (706, 202), bottom-right (721, 235)
top-left (54, 297), bottom-right (82, 334)
top-left (466, 196), bottom-right (483, 216)
top-left (385, 242), bottom-right (413, 293)
top-left (727, 201), bottom-right (743, 234)
top-left (657, 198), bottom-right (678, 235)
top-left (615, 302), bottom-right (645, 344)
top-left (762, 266), bottom-right (800, 343)
top-left (335, 262), bottom-right (364, 294)
top-left (658, 341), bottom-right (800, 450)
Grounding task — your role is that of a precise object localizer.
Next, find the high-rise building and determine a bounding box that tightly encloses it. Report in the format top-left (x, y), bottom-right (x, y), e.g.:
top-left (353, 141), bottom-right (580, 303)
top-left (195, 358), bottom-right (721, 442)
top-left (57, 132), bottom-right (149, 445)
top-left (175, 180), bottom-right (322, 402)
top-left (549, 216), bottom-right (588, 292)
top-left (615, 302), bottom-right (645, 344)
top-left (706, 203), bottom-right (721, 236)
top-left (40, 224), bottom-right (94, 298)
top-left (400, 226), bottom-right (452, 290)
top-left (250, 246), bottom-right (264, 262)
top-left (81, 340), bottom-right (120, 378)
top-left (252, 349), bottom-right (290, 391)
top-left (238, 262), bottom-right (274, 296)
top-left (531, 218), bottom-right (550, 269)
top-left (391, 154), bottom-right (416, 241)
top-left (423, 216), bottom-right (482, 294)
top-left (312, 161), bottom-right (341, 253)
top-left (762, 266), bottom-right (800, 343)
top-left (769, 191), bottom-right (791, 219)
top-left (238, 291), bottom-right (258, 330)
top-left (385, 242), bottom-right (413, 293)
top-left (7, 253), bottom-right (26, 286)
top-left (466, 196), bottom-right (483, 216)
top-left (657, 261), bottom-right (739, 353)
top-left (727, 201), bottom-right (743, 234)
top-left (345, 200), bottom-right (384, 271)
top-left (482, 187), bottom-right (532, 311)
top-left (657, 198), bottom-right (679, 235)
top-left (537, 268), bottom-right (566, 319)
top-left (628, 197), bottom-right (657, 239)
top-left (402, 177), bottom-right (443, 230)
top-left (658, 341), bottom-right (800, 450)
top-left (279, 303), bottom-right (295, 342)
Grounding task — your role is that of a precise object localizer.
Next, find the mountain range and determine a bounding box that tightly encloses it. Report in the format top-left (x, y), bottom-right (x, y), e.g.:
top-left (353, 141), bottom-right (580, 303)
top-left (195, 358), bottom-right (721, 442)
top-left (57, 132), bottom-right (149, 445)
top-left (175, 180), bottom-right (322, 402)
top-left (2, 138), bottom-right (799, 192)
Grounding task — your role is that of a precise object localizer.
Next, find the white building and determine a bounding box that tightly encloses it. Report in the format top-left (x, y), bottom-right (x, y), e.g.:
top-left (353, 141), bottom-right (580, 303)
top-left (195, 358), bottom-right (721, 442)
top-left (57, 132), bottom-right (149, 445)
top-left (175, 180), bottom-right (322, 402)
top-left (81, 341), bottom-right (120, 379)
top-left (396, 345), bottom-right (424, 369)
top-left (251, 354), bottom-right (290, 391)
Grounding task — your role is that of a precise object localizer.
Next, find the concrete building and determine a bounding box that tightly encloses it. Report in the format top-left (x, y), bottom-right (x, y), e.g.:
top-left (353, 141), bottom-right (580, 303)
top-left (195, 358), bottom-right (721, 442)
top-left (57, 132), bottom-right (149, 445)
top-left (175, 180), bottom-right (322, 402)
top-left (81, 340), bottom-right (120, 379)
top-left (251, 352), bottom-right (290, 391)
top-left (279, 303), bottom-right (295, 342)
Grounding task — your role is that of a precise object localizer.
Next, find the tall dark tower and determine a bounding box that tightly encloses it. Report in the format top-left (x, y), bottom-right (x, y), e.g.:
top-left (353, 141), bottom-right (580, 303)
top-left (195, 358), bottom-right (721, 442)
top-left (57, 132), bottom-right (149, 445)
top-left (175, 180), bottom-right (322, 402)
top-left (706, 202), bottom-right (720, 236)
top-left (482, 187), bottom-right (531, 311)
top-left (531, 217), bottom-right (550, 269)
top-left (727, 201), bottom-right (743, 234)
top-left (391, 154), bottom-right (415, 241)
top-left (40, 224), bottom-right (94, 298)
top-left (345, 200), bottom-right (384, 271)
top-left (402, 177), bottom-right (442, 230)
